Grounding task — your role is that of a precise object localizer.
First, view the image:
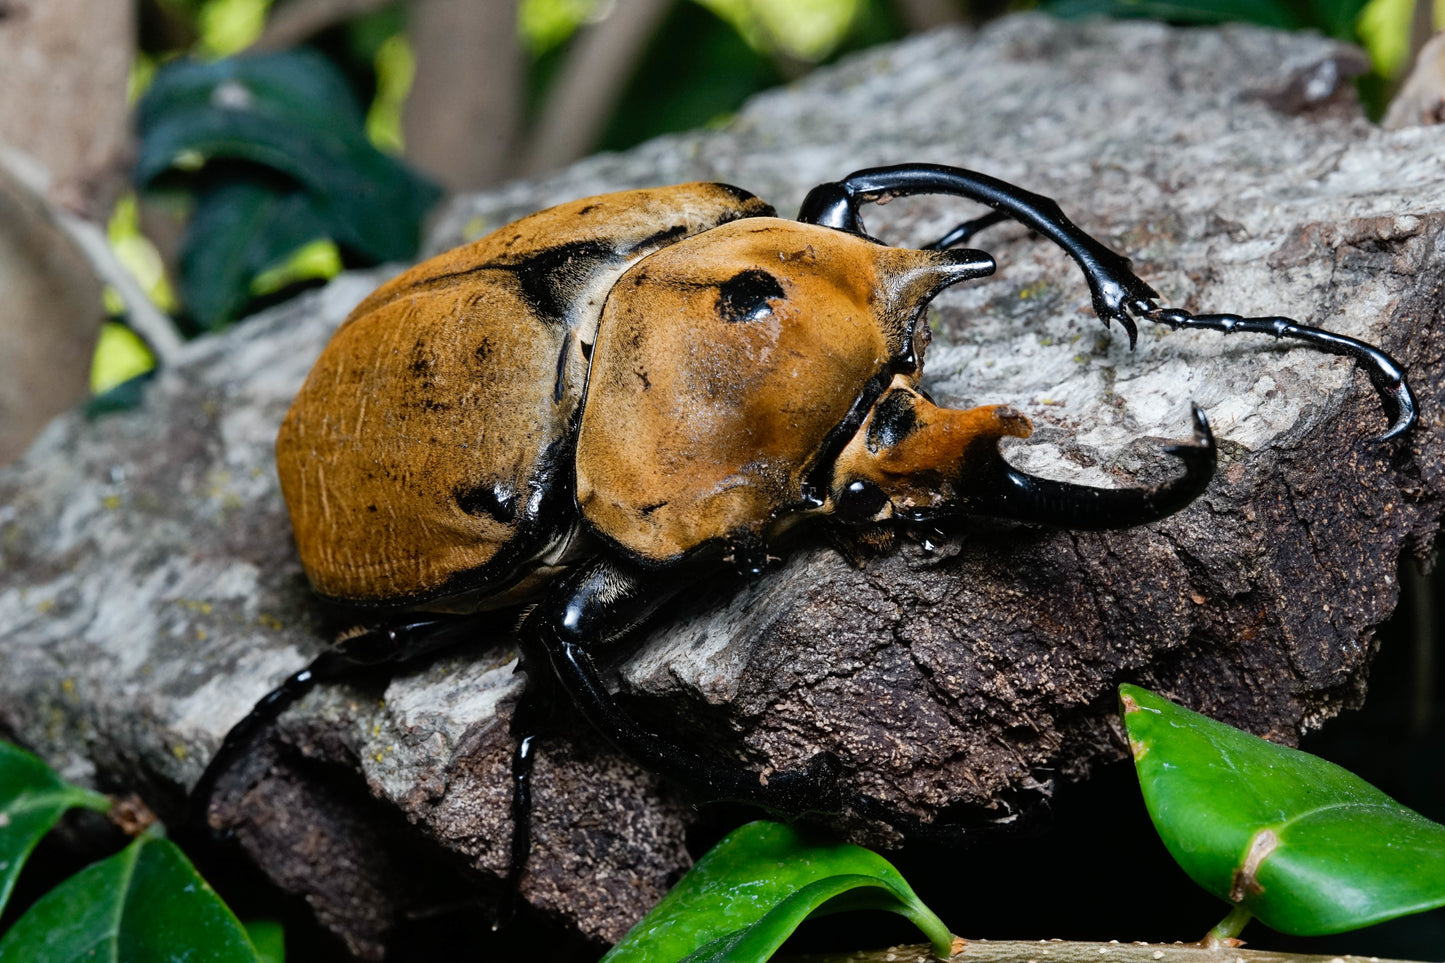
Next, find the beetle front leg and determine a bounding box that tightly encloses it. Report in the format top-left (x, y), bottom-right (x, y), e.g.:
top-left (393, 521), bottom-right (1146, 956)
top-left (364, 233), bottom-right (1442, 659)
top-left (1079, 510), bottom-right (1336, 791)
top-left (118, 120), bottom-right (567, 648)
top-left (798, 163), bottom-right (1158, 341)
top-left (1129, 303), bottom-right (1417, 440)
top-left (511, 557), bottom-right (845, 875)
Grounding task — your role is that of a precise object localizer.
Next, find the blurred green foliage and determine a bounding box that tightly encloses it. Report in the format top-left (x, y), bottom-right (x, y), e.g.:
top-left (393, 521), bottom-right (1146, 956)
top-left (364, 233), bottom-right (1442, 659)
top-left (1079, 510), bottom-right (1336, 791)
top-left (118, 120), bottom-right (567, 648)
top-left (103, 0), bottom-right (1425, 386)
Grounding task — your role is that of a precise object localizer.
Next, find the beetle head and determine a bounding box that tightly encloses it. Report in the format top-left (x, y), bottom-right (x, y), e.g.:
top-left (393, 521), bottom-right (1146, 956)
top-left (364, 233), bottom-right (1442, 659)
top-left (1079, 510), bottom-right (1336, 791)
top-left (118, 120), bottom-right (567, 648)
top-left (829, 380), bottom-right (1034, 523)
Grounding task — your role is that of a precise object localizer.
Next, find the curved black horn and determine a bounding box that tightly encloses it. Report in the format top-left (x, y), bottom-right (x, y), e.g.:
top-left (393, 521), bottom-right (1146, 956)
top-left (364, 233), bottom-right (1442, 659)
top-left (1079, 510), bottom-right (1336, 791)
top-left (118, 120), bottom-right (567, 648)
top-left (951, 406), bottom-right (1217, 530)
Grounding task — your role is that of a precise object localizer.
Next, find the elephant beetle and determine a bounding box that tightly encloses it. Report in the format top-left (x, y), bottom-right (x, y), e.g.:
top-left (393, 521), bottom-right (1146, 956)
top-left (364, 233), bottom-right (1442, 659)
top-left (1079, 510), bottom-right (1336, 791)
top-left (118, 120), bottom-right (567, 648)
top-left (195, 163), bottom-right (1416, 890)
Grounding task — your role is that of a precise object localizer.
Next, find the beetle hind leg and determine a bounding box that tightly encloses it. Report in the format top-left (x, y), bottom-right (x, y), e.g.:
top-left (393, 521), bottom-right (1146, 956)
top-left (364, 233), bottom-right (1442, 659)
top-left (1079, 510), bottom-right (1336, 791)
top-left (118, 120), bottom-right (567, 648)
top-left (190, 615), bottom-right (481, 839)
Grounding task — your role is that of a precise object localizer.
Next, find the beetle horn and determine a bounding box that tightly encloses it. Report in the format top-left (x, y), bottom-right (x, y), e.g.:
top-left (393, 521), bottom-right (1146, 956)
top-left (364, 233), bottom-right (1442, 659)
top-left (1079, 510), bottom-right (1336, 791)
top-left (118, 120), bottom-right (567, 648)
top-left (879, 246), bottom-right (996, 300)
top-left (831, 384), bottom-right (1216, 529)
top-left (956, 404), bottom-right (1217, 529)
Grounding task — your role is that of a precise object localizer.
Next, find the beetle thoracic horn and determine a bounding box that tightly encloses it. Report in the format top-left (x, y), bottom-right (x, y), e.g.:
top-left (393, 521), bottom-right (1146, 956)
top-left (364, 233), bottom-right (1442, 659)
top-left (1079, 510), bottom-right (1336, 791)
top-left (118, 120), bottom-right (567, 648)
top-left (876, 246), bottom-right (996, 309)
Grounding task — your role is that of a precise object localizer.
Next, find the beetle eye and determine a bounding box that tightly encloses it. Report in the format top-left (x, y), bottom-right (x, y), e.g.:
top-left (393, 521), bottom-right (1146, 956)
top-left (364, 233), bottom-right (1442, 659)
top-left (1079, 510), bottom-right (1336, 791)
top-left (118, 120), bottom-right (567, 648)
top-left (834, 479), bottom-right (888, 522)
top-left (716, 269), bottom-right (785, 324)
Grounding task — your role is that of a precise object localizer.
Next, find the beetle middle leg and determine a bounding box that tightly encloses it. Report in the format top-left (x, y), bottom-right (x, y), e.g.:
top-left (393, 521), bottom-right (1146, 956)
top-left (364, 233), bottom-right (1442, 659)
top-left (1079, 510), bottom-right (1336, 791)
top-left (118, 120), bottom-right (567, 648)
top-left (508, 555), bottom-right (846, 878)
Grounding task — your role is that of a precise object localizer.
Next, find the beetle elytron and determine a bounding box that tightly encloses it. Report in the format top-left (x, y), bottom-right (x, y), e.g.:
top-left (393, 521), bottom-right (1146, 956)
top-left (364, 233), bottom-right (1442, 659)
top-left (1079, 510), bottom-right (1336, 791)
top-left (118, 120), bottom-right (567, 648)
top-left (196, 164), bottom-right (1415, 889)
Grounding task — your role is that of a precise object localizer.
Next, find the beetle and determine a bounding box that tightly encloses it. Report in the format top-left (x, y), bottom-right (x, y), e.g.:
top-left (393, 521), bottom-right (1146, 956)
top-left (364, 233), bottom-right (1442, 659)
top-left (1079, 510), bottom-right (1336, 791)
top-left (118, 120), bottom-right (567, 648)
top-left (194, 163), bottom-right (1415, 890)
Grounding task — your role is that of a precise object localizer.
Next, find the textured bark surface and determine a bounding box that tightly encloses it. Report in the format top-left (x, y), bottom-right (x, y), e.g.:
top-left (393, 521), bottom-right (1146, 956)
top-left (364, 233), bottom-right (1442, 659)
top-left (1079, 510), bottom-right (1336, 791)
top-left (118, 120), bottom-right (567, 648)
top-left (2, 14), bottom-right (1444, 958)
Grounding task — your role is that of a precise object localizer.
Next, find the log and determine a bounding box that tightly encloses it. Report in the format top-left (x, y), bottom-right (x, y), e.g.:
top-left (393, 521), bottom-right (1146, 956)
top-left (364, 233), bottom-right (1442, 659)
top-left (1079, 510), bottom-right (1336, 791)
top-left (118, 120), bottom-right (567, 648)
top-left (2, 14), bottom-right (1442, 958)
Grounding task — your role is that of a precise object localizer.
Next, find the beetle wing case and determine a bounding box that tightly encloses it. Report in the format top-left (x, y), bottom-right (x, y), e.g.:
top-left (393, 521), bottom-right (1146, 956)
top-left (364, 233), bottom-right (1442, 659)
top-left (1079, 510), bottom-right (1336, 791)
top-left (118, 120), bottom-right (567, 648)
top-left (575, 219), bottom-right (992, 563)
top-left (276, 184), bottom-right (772, 608)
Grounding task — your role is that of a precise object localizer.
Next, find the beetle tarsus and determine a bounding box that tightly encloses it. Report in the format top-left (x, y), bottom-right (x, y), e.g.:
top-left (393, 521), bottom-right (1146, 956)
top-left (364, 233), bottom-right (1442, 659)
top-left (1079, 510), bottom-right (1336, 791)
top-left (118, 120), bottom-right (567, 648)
top-left (1129, 300), bottom-right (1418, 440)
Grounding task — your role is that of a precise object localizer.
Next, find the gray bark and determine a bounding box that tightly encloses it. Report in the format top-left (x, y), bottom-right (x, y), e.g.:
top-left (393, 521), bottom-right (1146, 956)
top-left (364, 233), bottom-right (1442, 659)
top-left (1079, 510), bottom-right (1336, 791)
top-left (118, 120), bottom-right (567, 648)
top-left (3, 14), bottom-right (1443, 958)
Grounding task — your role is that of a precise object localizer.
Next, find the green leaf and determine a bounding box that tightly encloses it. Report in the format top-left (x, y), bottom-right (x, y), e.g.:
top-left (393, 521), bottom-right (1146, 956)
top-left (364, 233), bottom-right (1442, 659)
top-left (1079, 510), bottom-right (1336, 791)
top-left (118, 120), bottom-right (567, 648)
top-left (136, 50), bottom-right (365, 150)
top-left (84, 372), bottom-right (155, 418)
top-left (602, 821), bottom-right (954, 963)
top-left (178, 181), bottom-right (331, 329)
top-left (0, 743), bottom-right (109, 918)
top-left (1121, 683), bottom-right (1445, 936)
top-left (0, 833), bottom-right (263, 963)
top-left (135, 51), bottom-right (440, 265)
top-left (1042, 0), bottom-right (1304, 30)
top-left (243, 920), bottom-right (285, 963)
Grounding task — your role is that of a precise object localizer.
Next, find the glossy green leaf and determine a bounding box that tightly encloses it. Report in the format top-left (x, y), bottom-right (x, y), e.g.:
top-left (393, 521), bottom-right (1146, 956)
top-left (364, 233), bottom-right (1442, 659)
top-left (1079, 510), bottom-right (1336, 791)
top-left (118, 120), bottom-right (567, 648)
top-left (243, 920), bottom-right (285, 963)
top-left (0, 743), bottom-right (109, 918)
top-left (1121, 684), bottom-right (1445, 936)
top-left (1043, 0), bottom-right (1304, 29)
top-left (602, 821), bottom-right (954, 963)
top-left (0, 833), bottom-right (263, 963)
top-left (178, 181), bottom-right (331, 329)
top-left (135, 51), bottom-right (440, 265)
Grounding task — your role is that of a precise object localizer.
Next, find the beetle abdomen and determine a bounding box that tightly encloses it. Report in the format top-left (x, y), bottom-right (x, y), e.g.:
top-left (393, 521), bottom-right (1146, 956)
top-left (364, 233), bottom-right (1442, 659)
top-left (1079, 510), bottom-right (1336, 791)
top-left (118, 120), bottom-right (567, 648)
top-left (277, 184), bottom-right (772, 608)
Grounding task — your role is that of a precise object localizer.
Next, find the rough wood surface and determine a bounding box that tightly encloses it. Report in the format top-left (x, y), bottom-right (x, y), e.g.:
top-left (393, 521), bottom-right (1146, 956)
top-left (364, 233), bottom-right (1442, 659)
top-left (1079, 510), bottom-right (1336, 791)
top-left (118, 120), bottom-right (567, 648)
top-left (2, 15), bottom-right (1443, 958)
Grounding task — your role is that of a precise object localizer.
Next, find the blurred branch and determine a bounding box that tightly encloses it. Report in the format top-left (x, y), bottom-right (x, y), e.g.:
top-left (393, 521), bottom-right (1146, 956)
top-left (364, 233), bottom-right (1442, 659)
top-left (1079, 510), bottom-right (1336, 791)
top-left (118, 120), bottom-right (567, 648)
top-left (1383, 28), bottom-right (1445, 128)
top-left (521, 0), bottom-right (674, 176)
top-left (254, 0), bottom-right (396, 50)
top-left (404, 0), bottom-right (521, 190)
top-left (799, 940), bottom-right (1427, 963)
top-left (0, 148), bottom-right (184, 365)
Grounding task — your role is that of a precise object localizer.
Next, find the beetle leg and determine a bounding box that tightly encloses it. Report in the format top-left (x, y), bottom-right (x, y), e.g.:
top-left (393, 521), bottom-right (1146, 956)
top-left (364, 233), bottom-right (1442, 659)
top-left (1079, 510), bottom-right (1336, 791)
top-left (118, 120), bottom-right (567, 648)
top-left (1128, 302), bottom-right (1417, 440)
top-left (922, 209), bottom-right (1009, 250)
top-left (190, 615), bottom-right (478, 836)
top-left (798, 163), bottom-right (1158, 342)
top-left (514, 557), bottom-right (846, 872)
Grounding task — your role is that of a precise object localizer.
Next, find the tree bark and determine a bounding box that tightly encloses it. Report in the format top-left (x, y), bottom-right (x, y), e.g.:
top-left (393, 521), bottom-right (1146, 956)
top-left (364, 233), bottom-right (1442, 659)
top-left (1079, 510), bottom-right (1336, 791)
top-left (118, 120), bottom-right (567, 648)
top-left (2, 14), bottom-right (1442, 958)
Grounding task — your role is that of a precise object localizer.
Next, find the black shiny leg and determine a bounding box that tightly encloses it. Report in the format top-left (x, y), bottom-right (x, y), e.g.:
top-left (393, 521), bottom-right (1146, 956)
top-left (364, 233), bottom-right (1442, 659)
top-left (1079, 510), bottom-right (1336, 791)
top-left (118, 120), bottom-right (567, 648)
top-left (924, 209), bottom-right (1009, 250)
top-left (799, 164), bottom-right (1416, 443)
top-left (507, 734), bottom-right (537, 888)
top-left (502, 649), bottom-right (557, 897)
top-left (524, 557), bottom-right (845, 815)
top-left (190, 615), bottom-right (480, 834)
top-left (1130, 303), bottom-right (1416, 440)
top-left (798, 163), bottom-right (1159, 341)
